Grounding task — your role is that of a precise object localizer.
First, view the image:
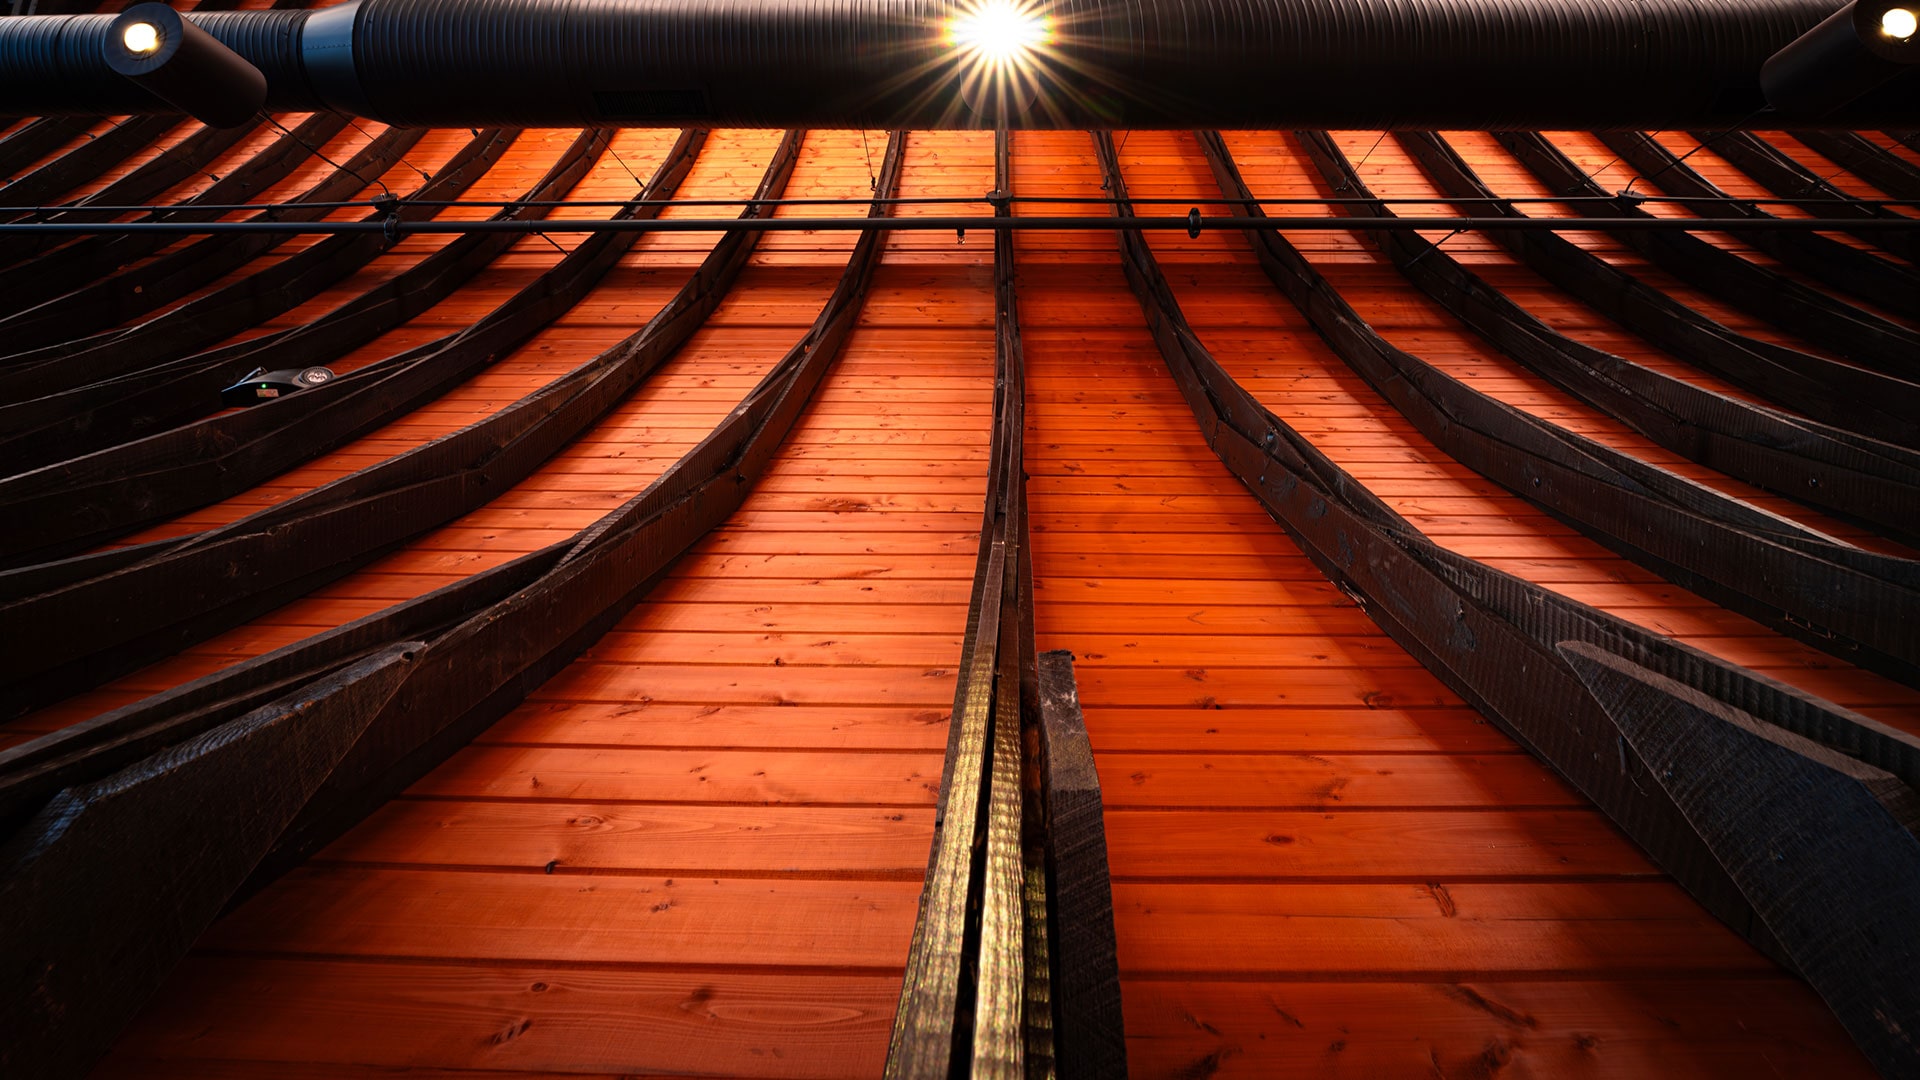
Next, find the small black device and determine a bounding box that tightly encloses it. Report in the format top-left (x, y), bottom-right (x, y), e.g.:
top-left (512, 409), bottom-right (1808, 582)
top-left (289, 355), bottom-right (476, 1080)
top-left (219, 366), bottom-right (336, 408)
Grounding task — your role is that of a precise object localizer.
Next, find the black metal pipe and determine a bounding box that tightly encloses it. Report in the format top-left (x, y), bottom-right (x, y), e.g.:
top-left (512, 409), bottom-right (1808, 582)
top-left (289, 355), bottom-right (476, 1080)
top-left (10, 192), bottom-right (1920, 214)
top-left (2, 0), bottom-right (1913, 129)
top-left (2, 213), bottom-right (1917, 237)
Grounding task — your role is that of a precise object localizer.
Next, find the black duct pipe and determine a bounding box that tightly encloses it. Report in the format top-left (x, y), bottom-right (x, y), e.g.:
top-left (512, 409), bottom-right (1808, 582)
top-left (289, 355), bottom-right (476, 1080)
top-left (104, 3), bottom-right (268, 128)
top-left (0, 0), bottom-right (1915, 129)
top-left (1762, 0), bottom-right (1920, 115)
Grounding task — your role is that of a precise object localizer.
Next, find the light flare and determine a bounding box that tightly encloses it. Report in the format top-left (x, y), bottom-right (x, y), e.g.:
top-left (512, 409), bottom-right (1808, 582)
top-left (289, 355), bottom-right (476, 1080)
top-left (945, 1), bottom-right (1053, 66)
top-left (122, 21), bottom-right (161, 55)
top-left (1882, 6), bottom-right (1917, 40)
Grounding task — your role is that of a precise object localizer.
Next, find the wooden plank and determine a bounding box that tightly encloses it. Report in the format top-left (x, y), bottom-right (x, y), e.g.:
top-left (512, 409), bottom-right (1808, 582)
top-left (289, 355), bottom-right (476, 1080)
top-left (1122, 978), bottom-right (1869, 1078)
top-left (1109, 881), bottom-right (1777, 976)
top-left (572, 631), bottom-right (965, 668)
top-left (1095, 752), bottom-right (1573, 808)
top-left (1070, 667), bottom-right (1463, 709)
top-left (322, 800), bottom-right (933, 875)
top-left (1075, 705), bottom-right (1511, 754)
top-left (527, 663), bottom-right (961, 708)
top-left (407, 745), bottom-right (943, 804)
top-left (104, 957), bottom-right (897, 1080)
top-left (1103, 808), bottom-right (1657, 878)
top-left (477, 701), bottom-right (952, 750)
top-left (204, 867), bottom-right (922, 969)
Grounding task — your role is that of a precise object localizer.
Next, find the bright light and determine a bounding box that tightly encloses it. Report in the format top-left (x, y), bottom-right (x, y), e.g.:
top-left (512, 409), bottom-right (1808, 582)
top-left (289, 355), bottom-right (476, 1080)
top-left (946, 1), bottom-right (1052, 65)
top-left (1883, 6), bottom-right (1918, 39)
top-left (122, 21), bottom-right (160, 55)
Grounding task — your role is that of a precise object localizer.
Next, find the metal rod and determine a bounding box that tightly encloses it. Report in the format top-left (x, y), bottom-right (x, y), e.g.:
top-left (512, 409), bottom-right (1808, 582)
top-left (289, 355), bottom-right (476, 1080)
top-left (15, 193), bottom-right (1920, 215)
top-left (5, 214), bottom-right (1918, 237)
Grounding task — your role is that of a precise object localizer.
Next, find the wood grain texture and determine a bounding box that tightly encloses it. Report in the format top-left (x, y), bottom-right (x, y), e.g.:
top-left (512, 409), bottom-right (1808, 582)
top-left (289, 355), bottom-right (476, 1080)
top-left (10, 117), bottom-right (1898, 1079)
top-left (1016, 129), bottom-right (1873, 1074)
top-left (96, 130), bottom-right (998, 1079)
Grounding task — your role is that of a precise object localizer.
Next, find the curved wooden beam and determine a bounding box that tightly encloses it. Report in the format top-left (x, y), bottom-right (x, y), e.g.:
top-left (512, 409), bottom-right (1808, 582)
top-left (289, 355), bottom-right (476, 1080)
top-left (1592, 130), bottom-right (1920, 320)
top-left (1096, 130), bottom-right (1919, 1073)
top-left (0, 112), bottom-right (354, 320)
top-left (1496, 131), bottom-right (1920, 378)
top-left (1294, 130), bottom-right (1920, 542)
top-left (0, 130), bottom-right (800, 718)
top-left (1209, 131), bottom-right (1920, 683)
top-left (1400, 130), bottom-right (1920, 450)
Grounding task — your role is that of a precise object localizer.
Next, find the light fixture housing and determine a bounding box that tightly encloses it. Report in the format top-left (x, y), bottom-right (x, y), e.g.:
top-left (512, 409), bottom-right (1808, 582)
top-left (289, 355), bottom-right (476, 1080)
top-left (105, 2), bottom-right (268, 128)
top-left (1761, 0), bottom-right (1920, 116)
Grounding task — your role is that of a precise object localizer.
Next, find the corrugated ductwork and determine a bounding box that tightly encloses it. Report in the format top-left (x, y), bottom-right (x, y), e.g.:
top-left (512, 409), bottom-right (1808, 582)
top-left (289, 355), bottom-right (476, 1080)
top-left (0, 9), bottom-right (322, 114)
top-left (0, 0), bottom-right (1913, 129)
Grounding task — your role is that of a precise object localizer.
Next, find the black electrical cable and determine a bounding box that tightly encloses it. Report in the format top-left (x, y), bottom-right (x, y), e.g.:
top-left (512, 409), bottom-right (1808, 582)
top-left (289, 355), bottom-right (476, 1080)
top-left (1619, 112), bottom-right (1765, 198)
top-left (261, 112), bottom-right (391, 199)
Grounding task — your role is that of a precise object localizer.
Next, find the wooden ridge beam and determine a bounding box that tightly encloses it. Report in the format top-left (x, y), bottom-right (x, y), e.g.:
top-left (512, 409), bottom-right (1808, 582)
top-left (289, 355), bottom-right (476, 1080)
top-left (889, 130), bottom-right (1124, 1080)
top-left (889, 128), bottom-right (1028, 1080)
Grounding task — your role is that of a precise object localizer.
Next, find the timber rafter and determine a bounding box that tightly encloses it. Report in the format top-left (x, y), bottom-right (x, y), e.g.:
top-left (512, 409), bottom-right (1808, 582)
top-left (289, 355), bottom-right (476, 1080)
top-left (1701, 130), bottom-right (1920, 264)
top-left (1097, 128), bottom-right (1920, 1077)
top-left (1591, 131), bottom-right (1920, 320)
top-left (1211, 130), bottom-right (1920, 684)
top-left (0, 129), bottom-right (909, 1080)
top-left (0, 125), bottom-right (518, 400)
top-left (0, 112), bottom-right (355, 322)
top-left (1398, 130), bottom-right (1920, 450)
top-left (0, 126), bottom-right (671, 564)
top-left (1496, 131), bottom-right (1920, 376)
top-left (0, 131), bottom-right (805, 720)
top-left (1285, 131), bottom-right (1920, 543)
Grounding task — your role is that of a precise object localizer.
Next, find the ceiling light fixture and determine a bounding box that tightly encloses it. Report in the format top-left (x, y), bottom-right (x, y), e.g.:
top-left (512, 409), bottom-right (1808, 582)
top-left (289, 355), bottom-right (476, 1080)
top-left (946, 0), bottom-right (1052, 66)
top-left (105, 2), bottom-right (268, 128)
top-left (122, 20), bottom-right (161, 55)
top-left (1762, 0), bottom-right (1920, 115)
